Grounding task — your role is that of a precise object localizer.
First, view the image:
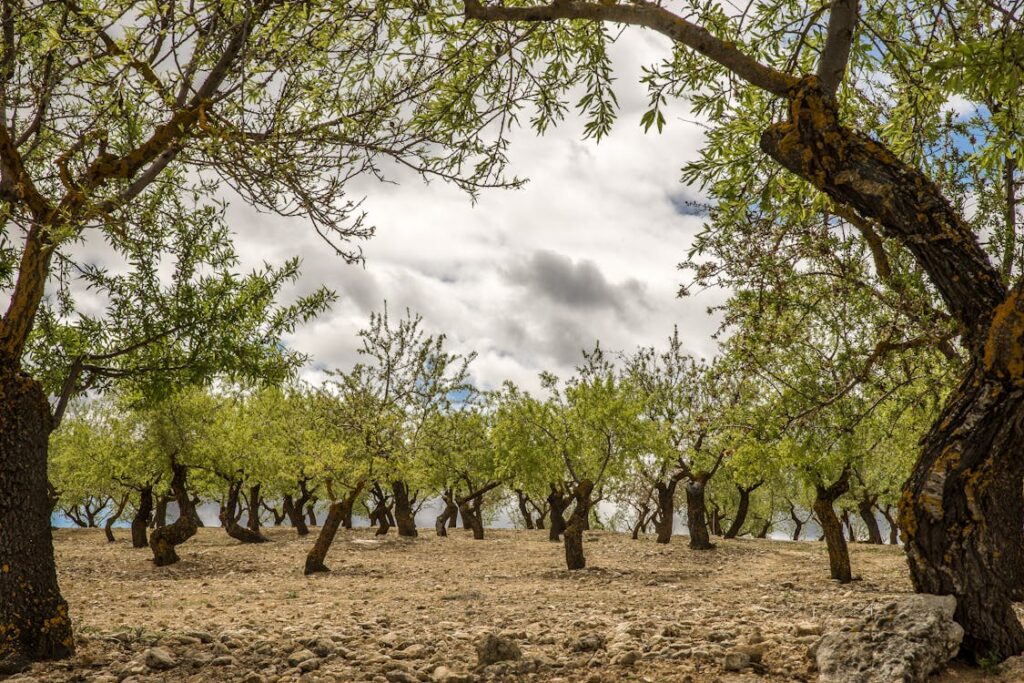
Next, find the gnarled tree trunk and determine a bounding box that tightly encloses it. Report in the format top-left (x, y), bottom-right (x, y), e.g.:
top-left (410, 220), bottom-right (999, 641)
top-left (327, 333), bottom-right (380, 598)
top-left (149, 463), bottom-right (198, 566)
top-left (152, 495), bottom-right (169, 529)
top-left (515, 489), bottom-right (535, 529)
top-left (547, 485), bottom-right (567, 542)
top-left (219, 482), bottom-right (268, 544)
top-left (857, 493), bottom-right (882, 545)
top-left (0, 365), bottom-right (74, 672)
top-left (391, 481), bottom-right (417, 537)
top-left (563, 480), bottom-right (594, 570)
top-left (654, 478), bottom-right (679, 544)
top-left (246, 484), bottom-right (262, 533)
top-left (761, 77), bottom-right (1024, 658)
top-left (812, 470), bottom-right (852, 583)
top-left (435, 489), bottom-right (458, 537)
top-left (284, 493), bottom-right (309, 536)
top-left (305, 481), bottom-right (364, 574)
top-left (131, 486), bottom-right (154, 549)
top-left (685, 477), bottom-right (714, 550)
top-left (725, 481), bottom-right (763, 539)
top-left (104, 493), bottom-right (130, 543)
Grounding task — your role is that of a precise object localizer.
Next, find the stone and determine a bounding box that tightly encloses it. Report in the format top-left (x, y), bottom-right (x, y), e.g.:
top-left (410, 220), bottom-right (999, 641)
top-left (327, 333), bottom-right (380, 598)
top-left (288, 649), bottom-right (316, 667)
top-left (613, 650), bottom-right (640, 666)
top-left (297, 657), bottom-right (320, 672)
top-left (723, 650), bottom-right (751, 672)
top-left (736, 643), bottom-right (766, 663)
top-left (210, 655), bottom-right (236, 666)
top-left (793, 622), bottom-right (822, 637)
top-left (1000, 656), bottom-right (1024, 680)
top-left (815, 594), bottom-right (963, 683)
top-left (431, 665), bottom-right (473, 683)
top-left (570, 633), bottom-right (606, 652)
top-left (143, 647), bottom-right (177, 670)
top-left (475, 633), bottom-right (522, 666)
top-left (384, 670), bottom-right (417, 683)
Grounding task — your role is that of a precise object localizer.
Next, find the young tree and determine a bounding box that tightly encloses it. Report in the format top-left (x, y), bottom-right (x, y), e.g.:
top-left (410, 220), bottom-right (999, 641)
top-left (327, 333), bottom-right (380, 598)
top-left (494, 346), bottom-right (650, 569)
top-left (304, 307), bottom-right (473, 573)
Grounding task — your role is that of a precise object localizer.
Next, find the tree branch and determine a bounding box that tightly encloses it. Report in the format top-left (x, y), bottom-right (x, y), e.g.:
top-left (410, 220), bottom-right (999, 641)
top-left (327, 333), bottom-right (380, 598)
top-left (463, 0), bottom-right (797, 97)
top-left (816, 0), bottom-right (859, 96)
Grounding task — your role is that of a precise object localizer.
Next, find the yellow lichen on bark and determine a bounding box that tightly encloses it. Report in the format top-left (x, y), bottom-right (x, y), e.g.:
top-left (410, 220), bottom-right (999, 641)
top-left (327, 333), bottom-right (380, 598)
top-left (983, 289), bottom-right (1024, 385)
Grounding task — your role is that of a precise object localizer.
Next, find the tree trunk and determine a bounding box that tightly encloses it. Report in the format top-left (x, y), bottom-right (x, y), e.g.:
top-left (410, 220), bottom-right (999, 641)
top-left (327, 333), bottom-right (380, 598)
top-left (762, 82), bottom-right (1024, 657)
top-left (857, 494), bottom-right (883, 545)
top-left (685, 478), bottom-right (714, 550)
top-left (756, 517), bottom-right (771, 539)
top-left (305, 481), bottom-right (364, 574)
top-left (149, 463), bottom-right (198, 566)
top-left (725, 481), bottom-right (762, 539)
top-left (515, 489), bottom-right (535, 529)
top-left (840, 509), bottom-right (857, 542)
top-left (547, 486), bottom-right (567, 542)
top-left (247, 484), bottom-right (262, 533)
top-left (789, 504), bottom-right (805, 542)
top-left (284, 493), bottom-right (309, 536)
top-left (391, 481), bottom-right (418, 537)
top-left (458, 498), bottom-right (485, 540)
top-left (879, 504), bottom-right (899, 545)
top-left (152, 495), bottom-right (168, 529)
top-left (899, 371), bottom-right (1024, 660)
top-left (435, 489), bottom-right (457, 537)
top-left (131, 486), bottom-right (153, 548)
top-left (563, 480), bottom-right (594, 570)
top-left (653, 479), bottom-right (678, 544)
top-left (306, 500), bottom-right (317, 527)
top-left (0, 366), bottom-right (74, 672)
top-left (813, 472), bottom-right (852, 583)
top-left (219, 482), bottom-right (268, 544)
top-left (103, 493), bottom-right (130, 543)
top-left (335, 483), bottom-right (360, 532)
top-left (304, 502), bottom-right (344, 575)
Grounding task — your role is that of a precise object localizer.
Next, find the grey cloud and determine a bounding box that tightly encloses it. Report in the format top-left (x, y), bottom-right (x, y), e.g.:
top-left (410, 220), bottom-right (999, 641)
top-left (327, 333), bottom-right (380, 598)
top-left (504, 250), bottom-right (650, 316)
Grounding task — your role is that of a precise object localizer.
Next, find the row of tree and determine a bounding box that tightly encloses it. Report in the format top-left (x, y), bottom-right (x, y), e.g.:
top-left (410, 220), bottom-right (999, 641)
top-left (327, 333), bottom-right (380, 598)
top-left (50, 308), bottom-right (939, 581)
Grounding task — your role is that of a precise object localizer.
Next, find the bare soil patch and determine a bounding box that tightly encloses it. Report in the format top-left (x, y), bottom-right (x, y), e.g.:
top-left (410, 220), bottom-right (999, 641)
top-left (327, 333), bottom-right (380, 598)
top-left (10, 528), bottom-right (1002, 682)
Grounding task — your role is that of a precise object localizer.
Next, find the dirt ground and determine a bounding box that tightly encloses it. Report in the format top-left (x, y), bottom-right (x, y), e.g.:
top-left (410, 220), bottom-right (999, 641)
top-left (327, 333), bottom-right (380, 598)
top-left (10, 527), bottom-right (1009, 682)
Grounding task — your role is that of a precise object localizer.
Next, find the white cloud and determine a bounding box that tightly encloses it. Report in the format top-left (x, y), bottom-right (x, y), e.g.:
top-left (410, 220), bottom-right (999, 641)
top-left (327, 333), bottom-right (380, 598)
top-left (218, 28), bottom-right (726, 394)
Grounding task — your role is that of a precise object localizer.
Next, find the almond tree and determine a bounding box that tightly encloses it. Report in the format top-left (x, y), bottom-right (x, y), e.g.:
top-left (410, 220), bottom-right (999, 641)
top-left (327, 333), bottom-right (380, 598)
top-left (0, 0), bottom-right (548, 666)
top-left (455, 0), bottom-right (1023, 658)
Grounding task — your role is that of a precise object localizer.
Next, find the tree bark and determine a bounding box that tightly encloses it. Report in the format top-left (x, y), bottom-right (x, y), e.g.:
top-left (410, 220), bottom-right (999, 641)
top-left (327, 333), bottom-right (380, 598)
top-left (246, 484), bottom-right (262, 533)
top-left (563, 480), bottom-right (594, 570)
top-left (306, 500), bottom-right (317, 527)
top-left (515, 489), bottom-right (535, 529)
top-left (725, 481), bottom-right (763, 539)
top-left (284, 493), bottom-right (309, 536)
top-left (899, 370), bottom-right (1024, 660)
top-left (547, 485), bottom-right (567, 542)
top-left (189, 495), bottom-right (204, 528)
top-left (435, 489), bottom-right (457, 537)
top-left (131, 486), bottom-right (153, 549)
top-left (103, 493), bottom-right (130, 543)
top-left (304, 481), bottom-right (364, 574)
top-left (685, 478), bottom-right (714, 550)
top-left (789, 503), bottom-right (806, 542)
top-left (878, 504), bottom-right (899, 545)
top-left (653, 479), bottom-right (679, 544)
top-left (857, 494), bottom-right (883, 544)
top-left (149, 463), bottom-right (198, 566)
top-left (219, 482), bottom-right (268, 544)
top-left (391, 481), bottom-right (418, 537)
top-left (813, 471), bottom-right (852, 583)
top-left (152, 495), bottom-right (168, 529)
top-left (0, 365), bottom-right (74, 672)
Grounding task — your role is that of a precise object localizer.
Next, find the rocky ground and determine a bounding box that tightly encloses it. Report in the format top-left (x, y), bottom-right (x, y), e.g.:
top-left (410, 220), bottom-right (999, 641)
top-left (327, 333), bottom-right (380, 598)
top-left (9, 527), bottom-right (1017, 682)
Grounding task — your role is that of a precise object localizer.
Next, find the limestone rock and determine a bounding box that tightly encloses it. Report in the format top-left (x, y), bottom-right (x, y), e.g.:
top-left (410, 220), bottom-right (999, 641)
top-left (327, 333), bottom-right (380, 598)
top-left (143, 647), bottom-right (176, 670)
top-left (815, 594), bottom-right (963, 683)
top-left (475, 633), bottom-right (522, 666)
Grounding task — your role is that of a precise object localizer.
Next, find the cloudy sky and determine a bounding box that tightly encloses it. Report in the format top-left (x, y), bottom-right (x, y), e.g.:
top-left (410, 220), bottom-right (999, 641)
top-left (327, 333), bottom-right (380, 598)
top-left (227, 28), bottom-right (727, 394)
